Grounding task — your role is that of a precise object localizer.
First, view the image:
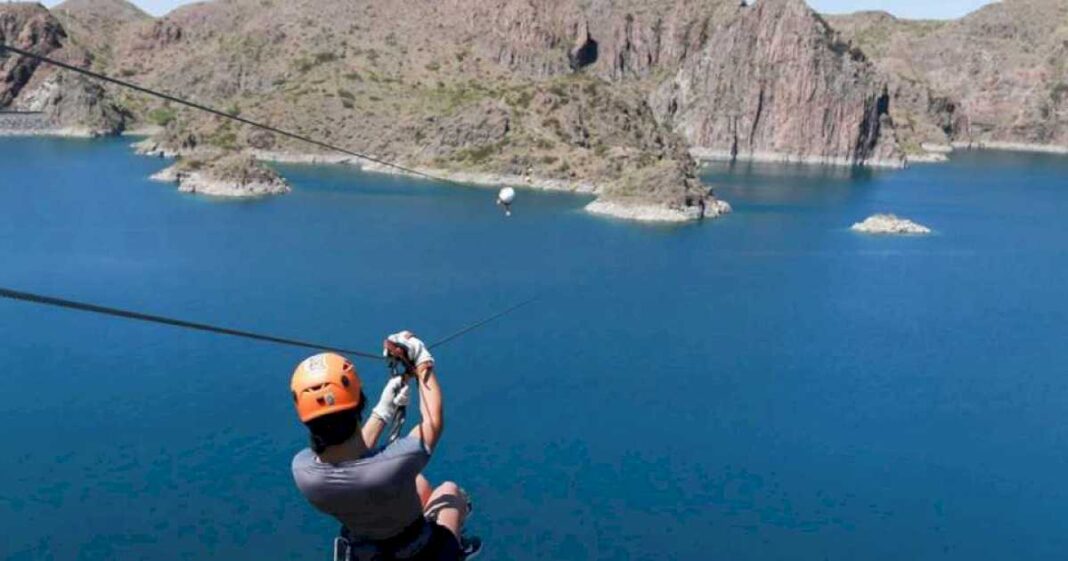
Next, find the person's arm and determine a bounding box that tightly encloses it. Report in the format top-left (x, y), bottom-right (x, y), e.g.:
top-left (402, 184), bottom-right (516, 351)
top-left (362, 414), bottom-right (387, 448)
top-left (363, 376), bottom-right (409, 448)
top-left (409, 362), bottom-right (444, 451)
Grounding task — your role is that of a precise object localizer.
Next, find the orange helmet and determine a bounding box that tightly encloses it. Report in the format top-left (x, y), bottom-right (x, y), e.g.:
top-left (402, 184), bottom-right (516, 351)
top-left (291, 353), bottom-right (362, 423)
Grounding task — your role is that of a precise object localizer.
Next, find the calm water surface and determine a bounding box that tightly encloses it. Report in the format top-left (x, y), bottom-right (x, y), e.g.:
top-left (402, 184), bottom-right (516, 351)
top-left (1, 137), bottom-right (1067, 560)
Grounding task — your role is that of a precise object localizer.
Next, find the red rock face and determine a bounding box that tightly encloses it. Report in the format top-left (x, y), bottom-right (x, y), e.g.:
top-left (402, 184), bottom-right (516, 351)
top-left (649, 0), bottom-right (900, 165)
top-left (0, 3), bottom-right (126, 134)
top-left (0, 4), bottom-right (68, 106)
top-left (457, 0), bottom-right (902, 165)
top-left (830, 0), bottom-right (1068, 150)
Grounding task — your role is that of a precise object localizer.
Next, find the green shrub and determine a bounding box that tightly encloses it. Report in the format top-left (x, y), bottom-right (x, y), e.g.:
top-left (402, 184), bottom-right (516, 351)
top-left (147, 107), bottom-right (177, 127)
top-left (210, 131), bottom-right (238, 149)
top-left (457, 141), bottom-right (507, 164)
top-left (549, 83), bottom-right (569, 98)
top-left (1052, 83), bottom-right (1068, 104)
top-left (515, 90), bottom-right (533, 108)
top-left (314, 52), bottom-right (338, 65)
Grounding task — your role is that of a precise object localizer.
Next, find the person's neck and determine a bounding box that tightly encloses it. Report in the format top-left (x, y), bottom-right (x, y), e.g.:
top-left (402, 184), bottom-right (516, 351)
top-left (318, 434), bottom-right (369, 464)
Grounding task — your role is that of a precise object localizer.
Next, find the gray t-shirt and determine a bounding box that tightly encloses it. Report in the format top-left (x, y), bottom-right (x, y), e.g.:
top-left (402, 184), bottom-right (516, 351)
top-left (292, 436), bottom-right (430, 540)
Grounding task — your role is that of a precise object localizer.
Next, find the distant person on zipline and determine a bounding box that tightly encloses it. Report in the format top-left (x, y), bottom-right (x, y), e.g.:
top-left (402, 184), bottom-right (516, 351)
top-left (497, 187), bottom-right (515, 217)
top-left (290, 331), bottom-right (471, 560)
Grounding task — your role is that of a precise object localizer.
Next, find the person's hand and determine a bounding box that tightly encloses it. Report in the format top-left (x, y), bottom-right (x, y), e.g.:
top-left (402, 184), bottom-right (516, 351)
top-left (383, 331), bottom-right (434, 367)
top-left (371, 376), bottom-right (410, 424)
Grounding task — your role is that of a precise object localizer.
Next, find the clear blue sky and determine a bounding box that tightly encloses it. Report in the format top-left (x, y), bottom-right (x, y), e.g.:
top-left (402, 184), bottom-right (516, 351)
top-left (810, 0), bottom-right (997, 18)
top-left (43, 0), bottom-right (999, 20)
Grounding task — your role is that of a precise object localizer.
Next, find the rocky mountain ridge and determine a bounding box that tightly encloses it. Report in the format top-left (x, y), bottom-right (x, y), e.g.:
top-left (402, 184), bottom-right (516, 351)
top-left (829, 0), bottom-right (1068, 156)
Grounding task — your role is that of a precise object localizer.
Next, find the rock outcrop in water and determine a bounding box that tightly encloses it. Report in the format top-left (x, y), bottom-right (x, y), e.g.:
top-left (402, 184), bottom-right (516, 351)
top-left (152, 154), bottom-right (291, 198)
top-left (851, 213), bottom-right (931, 235)
top-left (829, 0), bottom-right (1068, 157)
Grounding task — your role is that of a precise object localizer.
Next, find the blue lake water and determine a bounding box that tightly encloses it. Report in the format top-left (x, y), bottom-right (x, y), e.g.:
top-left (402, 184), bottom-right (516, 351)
top-left (1, 136), bottom-right (1067, 560)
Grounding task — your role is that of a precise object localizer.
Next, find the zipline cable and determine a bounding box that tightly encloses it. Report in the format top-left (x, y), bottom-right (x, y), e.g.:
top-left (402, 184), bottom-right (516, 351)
top-left (0, 44), bottom-right (459, 186)
top-left (429, 294), bottom-right (541, 349)
top-left (0, 286), bottom-right (538, 359)
top-left (0, 286), bottom-right (385, 360)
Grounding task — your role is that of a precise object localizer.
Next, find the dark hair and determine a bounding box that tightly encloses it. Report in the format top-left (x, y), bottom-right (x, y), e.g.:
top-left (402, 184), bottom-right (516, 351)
top-left (306, 391), bottom-right (367, 454)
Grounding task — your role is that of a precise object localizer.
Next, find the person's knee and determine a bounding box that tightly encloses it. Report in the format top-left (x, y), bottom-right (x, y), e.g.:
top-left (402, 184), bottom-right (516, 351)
top-left (434, 481), bottom-right (460, 496)
top-left (425, 481), bottom-right (466, 522)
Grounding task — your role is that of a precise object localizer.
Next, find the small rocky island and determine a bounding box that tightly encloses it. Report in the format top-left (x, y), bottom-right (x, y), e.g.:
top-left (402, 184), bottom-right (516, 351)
top-left (851, 214), bottom-right (932, 235)
top-left (151, 155), bottom-right (291, 198)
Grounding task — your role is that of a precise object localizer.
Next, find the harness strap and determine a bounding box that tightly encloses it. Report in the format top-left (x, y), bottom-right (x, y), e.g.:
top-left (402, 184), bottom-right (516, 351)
top-left (340, 517), bottom-right (433, 560)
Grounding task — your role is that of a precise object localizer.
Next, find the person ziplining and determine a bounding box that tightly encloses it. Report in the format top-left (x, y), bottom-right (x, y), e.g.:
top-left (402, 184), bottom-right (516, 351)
top-left (0, 286), bottom-right (541, 560)
top-left (290, 332), bottom-right (482, 561)
top-left (497, 187), bottom-right (516, 217)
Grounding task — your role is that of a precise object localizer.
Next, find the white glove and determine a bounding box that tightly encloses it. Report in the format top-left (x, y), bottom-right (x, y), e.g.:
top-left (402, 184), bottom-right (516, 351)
top-left (371, 376), bottom-right (411, 424)
top-left (384, 331), bottom-right (435, 367)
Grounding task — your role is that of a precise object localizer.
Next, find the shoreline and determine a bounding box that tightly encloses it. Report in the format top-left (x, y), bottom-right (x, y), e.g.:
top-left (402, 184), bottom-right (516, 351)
top-left (253, 150), bottom-right (732, 222)
top-left (690, 148), bottom-right (907, 169)
top-left (0, 127), bottom-right (99, 138)
top-left (951, 140), bottom-right (1068, 155)
top-left (17, 132), bottom-right (1068, 222)
top-left (585, 198), bottom-right (732, 223)
top-left (250, 150), bottom-right (599, 194)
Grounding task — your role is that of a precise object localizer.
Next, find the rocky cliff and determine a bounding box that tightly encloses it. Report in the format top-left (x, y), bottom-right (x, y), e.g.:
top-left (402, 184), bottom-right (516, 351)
top-left (829, 0), bottom-right (1068, 154)
top-left (651, 0), bottom-right (900, 166)
top-left (53, 0), bottom-right (151, 65)
top-left (0, 3), bottom-right (127, 136)
top-left (456, 0), bottom-right (902, 166)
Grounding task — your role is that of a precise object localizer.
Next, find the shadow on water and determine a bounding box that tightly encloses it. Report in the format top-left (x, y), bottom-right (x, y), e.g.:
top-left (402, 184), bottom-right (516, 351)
top-left (701, 159), bottom-right (880, 211)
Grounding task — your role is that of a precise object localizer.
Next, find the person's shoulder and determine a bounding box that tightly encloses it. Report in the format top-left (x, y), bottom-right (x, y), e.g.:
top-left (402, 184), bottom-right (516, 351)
top-left (291, 448), bottom-right (317, 472)
top-left (380, 436), bottom-right (431, 459)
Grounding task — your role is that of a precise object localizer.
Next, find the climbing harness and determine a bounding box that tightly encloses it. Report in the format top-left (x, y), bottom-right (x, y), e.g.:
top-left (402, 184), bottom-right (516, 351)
top-left (332, 520), bottom-right (482, 561)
